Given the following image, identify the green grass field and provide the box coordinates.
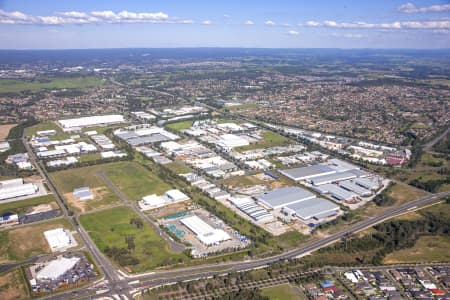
[236,131,292,152]
[261,284,302,300]
[384,235,450,264]
[165,120,193,131]
[0,77,104,94]
[0,194,58,215]
[164,160,192,174]
[79,206,189,272]
[102,161,171,200]
[25,121,70,139]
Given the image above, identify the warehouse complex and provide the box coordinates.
[140,189,190,210]
[279,159,384,205]
[0,178,39,201]
[256,187,316,210]
[58,114,125,131]
[255,186,341,223]
[114,124,179,146]
[36,256,81,280]
[180,215,231,246]
[44,228,75,252]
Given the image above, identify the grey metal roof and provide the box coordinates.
[327,158,359,172]
[256,186,316,209]
[339,180,372,196]
[280,164,335,180]
[354,177,380,190]
[310,171,357,186]
[127,134,170,146]
[285,197,339,220]
[312,184,356,201]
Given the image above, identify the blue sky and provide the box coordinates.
[0,0,449,49]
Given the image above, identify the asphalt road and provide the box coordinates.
[424,126,449,150]
[43,190,449,300]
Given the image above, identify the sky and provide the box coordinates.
[0,0,449,49]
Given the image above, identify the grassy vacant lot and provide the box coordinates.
[0,124,17,140]
[165,120,193,131]
[384,235,450,264]
[261,284,302,300]
[0,194,58,215]
[0,218,74,263]
[236,131,292,152]
[0,268,29,300]
[49,164,120,212]
[79,206,189,273]
[164,160,192,175]
[102,161,171,200]
[0,77,104,94]
[25,121,70,139]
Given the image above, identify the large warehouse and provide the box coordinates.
[283,197,340,221]
[0,178,39,201]
[44,228,74,252]
[256,186,316,209]
[279,165,336,182]
[58,114,125,131]
[36,256,80,280]
[180,215,231,246]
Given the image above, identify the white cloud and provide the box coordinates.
[0,9,192,25]
[398,2,450,13]
[244,20,254,25]
[201,20,213,25]
[287,30,299,35]
[223,14,231,18]
[264,20,276,26]
[303,19,450,29]
[332,33,366,38]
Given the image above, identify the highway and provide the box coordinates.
[42,189,449,300]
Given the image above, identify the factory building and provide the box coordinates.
[141,189,190,209]
[216,134,250,149]
[58,115,125,131]
[36,256,80,280]
[354,177,381,190]
[114,125,179,147]
[180,215,231,246]
[0,178,39,201]
[282,197,340,221]
[229,196,273,222]
[312,184,357,202]
[279,165,336,182]
[256,186,316,210]
[44,228,74,252]
[338,180,372,197]
[309,171,358,186]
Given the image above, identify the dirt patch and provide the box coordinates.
[0,124,17,141]
[65,186,108,213]
[148,201,193,219]
[25,203,55,215]
[0,269,29,300]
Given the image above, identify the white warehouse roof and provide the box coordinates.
[256,186,316,209]
[58,115,124,129]
[44,228,72,251]
[180,215,231,246]
[37,256,80,280]
[165,189,190,202]
[283,197,340,221]
[0,182,38,201]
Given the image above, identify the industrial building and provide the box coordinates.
[0,178,39,201]
[229,196,273,222]
[44,228,74,252]
[114,125,179,146]
[339,180,372,196]
[36,256,81,280]
[309,171,357,186]
[58,115,125,131]
[180,215,231,246]
[216,134,250,149]
[73,187,94,201]
[283,197,340,221]
[279,165,336,181]
[312,184,357,202]
[354,177,381,190]
[256,186,316,209]
[0,213,19,226]
[141,189,190,209]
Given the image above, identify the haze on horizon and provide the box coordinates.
[0,0,450,49]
